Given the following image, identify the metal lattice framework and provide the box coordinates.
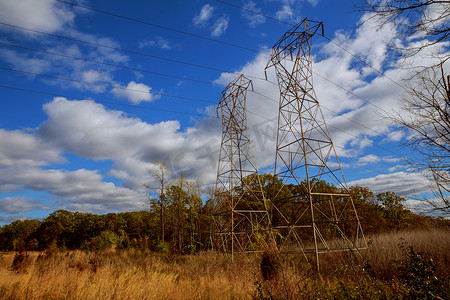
[211,75,271,258]
[265,19,367,269]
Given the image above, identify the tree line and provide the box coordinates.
[1,172,448,253]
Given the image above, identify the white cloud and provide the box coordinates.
[0,197,48,214]
[418,2,450,39]
[36,98,221,187]
[306,0,319,6]
[358,154,400,165]
[71,69,113,93]
[242,1,265,27]
[139,37,174,50]
[0,167,145,212]
[275,5,294,21]
[0,215,28,223]
[193,4,215,27]
[348,172,432,197]
[112,81,155,104]
[0,48,51,74]
[38,97,179,159]
[0,0,75,33]
[212,12,449,200]
[192,4,229,37]
[211,16,229,37]
[0,128,63,167]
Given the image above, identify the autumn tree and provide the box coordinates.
[145,161,173,244]
[376,191,407,227]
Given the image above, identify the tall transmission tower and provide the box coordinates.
[211,75,271,258]
[265,19,367,269]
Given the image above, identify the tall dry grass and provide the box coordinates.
[0,229,448,299]
[362,229,450,279]
[0,250,261,299]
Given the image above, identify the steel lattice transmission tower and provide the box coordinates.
[211,75,271,258]
[265,19,367,269]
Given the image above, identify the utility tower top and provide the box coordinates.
[266,18,323,70]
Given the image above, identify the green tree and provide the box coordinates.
[0,219,40,251]
[376,191,407,228]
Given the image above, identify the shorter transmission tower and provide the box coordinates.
[211,75,271,258]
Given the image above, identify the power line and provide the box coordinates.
[0,66,216,104]
[214,0,292,26]
[0,40,278,101]
[321,36,406,91]
[0,13,408,160]
[0,40,404,157]
[246,121,407,178]
[54,0,267,55]
[0,21,393,116]
[11,0,405,116]
[248,86,405,159]
[1,83,408,171]
[214,0,407,91]
[0,84,217,118]
[0,41,405,158]
[0,21,273,85]
[0,41,226,87]
[312,71,391,116]
[247,107,407,161]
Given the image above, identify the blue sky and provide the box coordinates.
[0,0,448,224]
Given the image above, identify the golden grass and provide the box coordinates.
[0,250,259,299]
[0,229,448,299]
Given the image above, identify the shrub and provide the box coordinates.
[10,241,30,273]
[395,246,449,299]
[260,250,279,281]
[87,231,120,251]
[155,241,169,254]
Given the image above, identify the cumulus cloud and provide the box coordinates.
[348,172,432,197]
[242,1,265,27]
[36,97,221,188]
[39,98,178,159]
[192,4,229,37]
[139,37,174,50]
[0,128,63,167]
[0,0,75,33]
[358,154,400,166]
[112,81,155,104]
[0,197,48,214]
[0,1,129,97]
[211,16,229,37]
[193,4,215,27]
[0,167,145,212]
[275,5,294,21]
[0,215,28,223]
[0,48,51,74]
[213,12,449,202]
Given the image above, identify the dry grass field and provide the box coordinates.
[0,229,448,299]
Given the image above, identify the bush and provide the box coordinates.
[260,250,279,281]
[87,231,119,251]
[10,241,30,273]
[396,246,449,299]
[155,241,169,254]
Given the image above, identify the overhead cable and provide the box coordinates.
[54,0,267,55]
